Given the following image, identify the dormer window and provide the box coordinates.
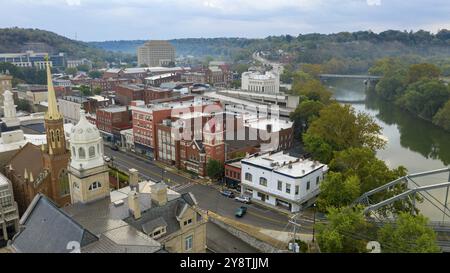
[184,218,193,226]
[150,226,167,239]
[88,181,102,191]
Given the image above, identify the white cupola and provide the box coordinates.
[69,110,104,170]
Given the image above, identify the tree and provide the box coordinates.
[206,159,224,181]
[290,99,324,133]
[397,79,450,120]
[316,206,371,253]
[78,85,92,96]
[317,172,360,211]
[377,213,440,253]
[16,99,31,112]
[292,78,332,104]
[88,70,103,79]
[433,100,450,131]
[93,87,102,95]
[304,103,386,154]
[408,63,441,84]
[76,64,90,72]
[65,67,78,77]
[302,133,333,163]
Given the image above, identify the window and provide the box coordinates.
[277,181,283,191]
[72,147,76,156]
[307,181,311,191]
[78,147,86,159]
[88,181,102,191]
[286,183,291,194]
[88,146,95,158]
[185,235,193,251]
[184,219,193,226]
[245,173,252,182]
[295,185,299,195]
[259,177,267,187]
[59,170,70,196]
[56,130,60,142]
[316,177,320,185]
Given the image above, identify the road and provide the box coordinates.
[104,146,316,232]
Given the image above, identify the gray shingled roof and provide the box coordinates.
[11,194,98,253]
[142,217,168,235]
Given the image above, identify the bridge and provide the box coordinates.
[319,74,382,80]
[354,167,450,252]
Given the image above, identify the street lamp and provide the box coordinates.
[312,203,317,243]
[161,169,167,183]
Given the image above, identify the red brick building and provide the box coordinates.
[143,87,172,104]
[96,106,132,144]
[114,84,144,106]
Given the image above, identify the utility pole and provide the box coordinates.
[312,203,317,243]
[288,213,301,253]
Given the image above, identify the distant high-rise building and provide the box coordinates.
[137,40,175,67]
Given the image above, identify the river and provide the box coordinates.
[327,78,450,222]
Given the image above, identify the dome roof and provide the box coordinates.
[70,110,101,143]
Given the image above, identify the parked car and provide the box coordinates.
[111,145,119,151]
[235,206,248,218]
[235,196,251,204]
[220,190,235,198]
[103,156,111,162]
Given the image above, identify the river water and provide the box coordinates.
[327,78,450,222]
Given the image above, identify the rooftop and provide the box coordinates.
[241,151,326,178]
[244,117,293,132]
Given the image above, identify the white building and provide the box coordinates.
[240,152,328,212]
[241,71,280,94]
[0,172,19,241]
[58,96,87,125]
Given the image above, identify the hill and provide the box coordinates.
[0,28,129,63]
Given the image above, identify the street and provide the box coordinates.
[104,146,315,233]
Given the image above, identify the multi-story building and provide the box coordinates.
[143,87,172,104]
[67,59,92,69]
[90,78,131,92]
[180,72,207,84]
[0,172,19,241]
[114,84,144,106]
[241,71,280,93]
[95,106,132,145]
[240,152,328,212]
[145,73,180,87]
[137,40,176,67]
[244,117,294,153]
[58,95,88,125]
[0,51,66,69]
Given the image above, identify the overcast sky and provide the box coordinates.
[2,0,450,41]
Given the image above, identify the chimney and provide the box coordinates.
[266,124,272,133]
[129,168,139,192]
[128,190,141,220]
[151,183,168,207]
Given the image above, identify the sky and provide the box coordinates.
[1,0,450,41]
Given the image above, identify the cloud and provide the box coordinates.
[1,0,449,40]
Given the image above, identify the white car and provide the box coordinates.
[235,196,251,204]
[103,156,111,162]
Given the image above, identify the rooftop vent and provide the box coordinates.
[113,199,124,207]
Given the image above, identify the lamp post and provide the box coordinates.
[161,169,167,183]
[312,203,317,243]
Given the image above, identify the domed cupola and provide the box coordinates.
[69,110,104,170]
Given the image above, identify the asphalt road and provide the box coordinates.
[104,146,314,233]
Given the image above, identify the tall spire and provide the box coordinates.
[44,56,61,120]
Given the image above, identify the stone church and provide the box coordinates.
[4,58,71,214]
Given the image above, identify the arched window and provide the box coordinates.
[78,147,86,159]
[59,169,70,196]
[56,130,60,142]
[88,146,95,158]
[72,147,76,157]
[259,177,267,187]
[51,130,55,142]
[88,181,102,191]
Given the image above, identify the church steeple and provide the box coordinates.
[44,56,61,121]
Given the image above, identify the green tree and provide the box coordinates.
[206,159,224,181]
[397,79,450,120]
[78,85,92,96]
[304,103,386,154]
[290,99,324,133]
[316,206,371,253]
[317,172,360,211]
[93,87,102,95]
[433,100,450,131]
[88,70,103,79]
[408,63,441,84]
[65,67,78,76]
[377,213,440,253]
[292,78,332,104]
[16,99,31,112]
[302,133,333,163]
[76,64,90,72]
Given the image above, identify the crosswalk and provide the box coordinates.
[170,182,194,192]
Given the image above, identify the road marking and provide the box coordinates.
[246,210,288,225]
[171,182,194,192]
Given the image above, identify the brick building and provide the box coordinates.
[143,87,172,104]
[96,106,132,144]
[114,84,144,106]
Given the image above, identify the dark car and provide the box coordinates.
[111,145,119,151]
[220,190,235,198]
[235,206,248,217]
